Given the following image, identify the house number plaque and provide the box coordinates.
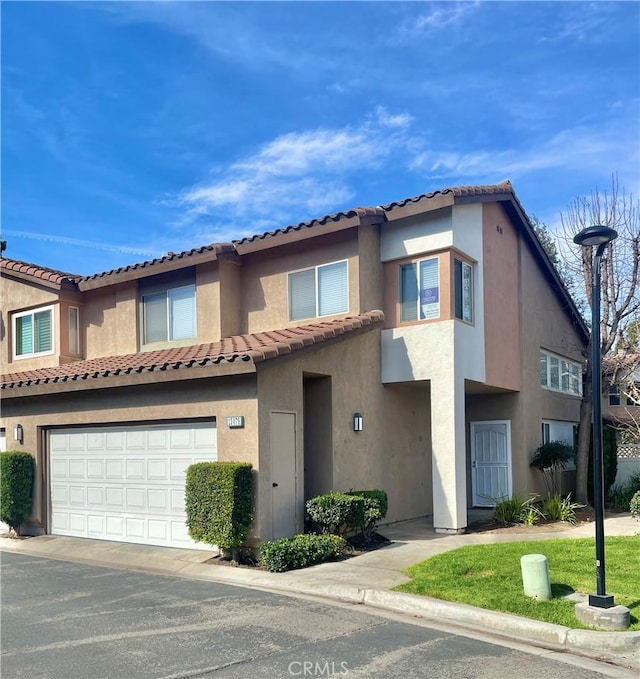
[227,416,245,429]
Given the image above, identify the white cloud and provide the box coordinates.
[4,229,159,258]
[401,1,481,35]
[175,111,414,231]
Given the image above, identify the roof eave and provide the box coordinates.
[78,245,238,291]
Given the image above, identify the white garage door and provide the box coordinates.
[49,422,217,550]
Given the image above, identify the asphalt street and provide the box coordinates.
[1,552,634,679]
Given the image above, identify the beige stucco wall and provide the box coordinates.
[84,282,138,359]
[0,374,258,536]
[0,275,83,373]
[241,230,361,334]
[256,329,432,540]
[482,203,521,391]
[466,222,585,500]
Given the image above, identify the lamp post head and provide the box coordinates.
[573,225,618,247]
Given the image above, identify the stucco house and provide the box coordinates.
[0,181,588,549]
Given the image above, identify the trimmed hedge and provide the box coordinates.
[261,533,346,572]
[305,492,365,535]
[0,451,34,532]
[185,462,254,556]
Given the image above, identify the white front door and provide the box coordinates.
[49,422,217,549]
[270,411,297,539]
[470,420,512,507]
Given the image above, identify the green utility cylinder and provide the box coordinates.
[520,553,552,601]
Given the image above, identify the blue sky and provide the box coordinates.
[2,1,639,275]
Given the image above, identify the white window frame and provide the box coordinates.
[69,306,80,355]
[288,259,349,322]
[12,305,55,360]
[539,349,582,396]
[399,256,440,322]
[541,419,578,470]
[141,283,197,345]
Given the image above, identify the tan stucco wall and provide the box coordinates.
[0,275,83,373]
[466,223,585,500]
[84,282,138,359]
[357,224,384,313]
[0,375,258,536]
[482,203,521,391]
[256,329,432,540]
[241,230,360,334]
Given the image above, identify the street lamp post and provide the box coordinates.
[573,224,618,609]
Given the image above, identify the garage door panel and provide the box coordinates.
[87,460,104,478]
[106,460,124,479]
[87,432,105,450]
[49,423,217,550]
[147,460,168,480]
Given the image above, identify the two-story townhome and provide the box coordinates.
[0,181,588,549]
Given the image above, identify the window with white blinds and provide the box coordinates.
[289,260,348,321]
[454,259,473,323]
[142,284,196,344]
[400,257,439,322]
[13,306,54,359]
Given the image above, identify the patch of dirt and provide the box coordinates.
[466,506,600,534]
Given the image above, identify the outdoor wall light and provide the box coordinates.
[353,412,363,432]
[13,424,23,444]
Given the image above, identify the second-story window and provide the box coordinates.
[400,257,439,322]
[142,284,196,344]
[13,306,54,359]
[454,259,473,323]
[289,260,348,321]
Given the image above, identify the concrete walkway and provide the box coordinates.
[2,515,639,670]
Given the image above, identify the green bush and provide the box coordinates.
[346,489,388,538]
[530,441,575,495]
[587,424,618,506]
[261,533,346,572]
[185,462,254,559]
[306,492,365,535]
[607,471,640,511]
[492,494,538,525]
[630,491,640,520]
[0,451,34,533]
[541,493,582,524]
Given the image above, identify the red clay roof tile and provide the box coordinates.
[1,311,384,389]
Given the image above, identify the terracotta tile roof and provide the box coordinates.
[233,206,385,248]
[379,180,514,211]
[78,243,236,287]
[1,311,384,390]
[0,258,81,286]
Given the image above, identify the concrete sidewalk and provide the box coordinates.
[1,515,639,670]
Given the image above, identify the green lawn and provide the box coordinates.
[395,536,640,630]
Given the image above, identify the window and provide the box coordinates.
[454,259,473,323]
[13,306,54,359]
[289,260,348,321]
[539,349,582,396]
[142,284,196,344]
[69,307,79,355]
[400,258,439,322]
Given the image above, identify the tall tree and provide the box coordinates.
[556,175,640,504]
